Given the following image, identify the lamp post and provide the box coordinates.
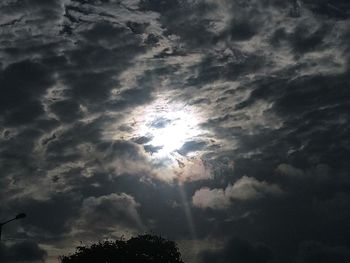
[0,213,26,241]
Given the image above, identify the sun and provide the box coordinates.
[133,97,203,159]
[103,95,213,181]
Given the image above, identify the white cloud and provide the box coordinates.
[192,176,283,209]
[192,187,229,210]
[226,175,283,200]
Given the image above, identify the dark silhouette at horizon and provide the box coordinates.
[60,234,184,263]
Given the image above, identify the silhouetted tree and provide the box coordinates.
[60,234,184,263]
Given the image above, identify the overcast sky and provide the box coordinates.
[1,0,350,262]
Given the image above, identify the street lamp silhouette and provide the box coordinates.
[0,213,26,241]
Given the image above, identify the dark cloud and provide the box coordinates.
[63,70,118,103]
[140,0,218,47]
[229,20,257,41]
[77,193,143,234]
[11,194,80,237]
[302,0,350,19]
[178,140,207,156]
[0,60,53,125]
[296,241,350,263]
[96,140,149,166]
[270,23,330,54]
[1,0,350,262]
[290,24,329,54]
[0,241,47,263]
[198,237,273,263]
[49,100,83,123]
[139,0,181,13]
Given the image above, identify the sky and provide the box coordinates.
[0,0,350,262]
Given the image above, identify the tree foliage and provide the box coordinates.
[60,234,184,263]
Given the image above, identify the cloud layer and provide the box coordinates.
[1,0,350,262]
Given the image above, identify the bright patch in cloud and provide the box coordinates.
[135,97,204,159]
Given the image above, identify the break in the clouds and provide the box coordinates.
[1,0,350,262]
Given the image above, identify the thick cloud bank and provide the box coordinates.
[1,0,350,262]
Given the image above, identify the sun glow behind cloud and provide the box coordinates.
[135,97,204,159]
[103,95,214,181]
[132,97,214,183]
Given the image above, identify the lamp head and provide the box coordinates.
[15,213,26,220]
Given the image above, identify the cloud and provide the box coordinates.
[1,0,350,262]
[0,60,54,125]
[192,187,229,210]
[2,193,79,241]
[198,237,273,263]
[192,176,283,209]
[177,140,207,156]
[302,0,350,19]
[276,163,331,184]
[276,163,304,177]
[0,241,47,263]
[296,241,350,263]
[76,193,144,237]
